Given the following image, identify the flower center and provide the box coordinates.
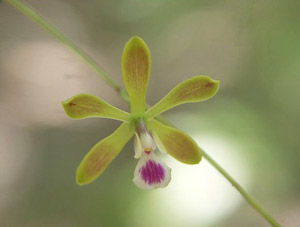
[135,118,156,153]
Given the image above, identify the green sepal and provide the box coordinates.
[148,119,202,164]
[122,36,151,115]
[145,76,219,119]
[62,93,130,122]
[76,123,134,185]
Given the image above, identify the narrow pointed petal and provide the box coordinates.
[76,123,134,185]
[148,119,202,164]
[145,76,219,119]
[122,36,151,114]
[62,94,130,122]
[133,151,171,190]
[134,134,142,159]
[152,131,167,154]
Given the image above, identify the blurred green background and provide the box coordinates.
[1,1,300,226]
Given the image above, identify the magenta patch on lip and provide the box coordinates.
[140,160,165,185]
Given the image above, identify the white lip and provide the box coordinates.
[130,134,252,226]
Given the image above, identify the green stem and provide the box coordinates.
[201,151,280,226]
[6,0,280,226]
[6,0,130,103]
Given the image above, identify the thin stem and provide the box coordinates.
[201,151,280,226]
[6,0,130,103]
[6,0,280,226]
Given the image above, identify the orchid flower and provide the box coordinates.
[62,36,219,190]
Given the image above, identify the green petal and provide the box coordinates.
[145,76,219,119]
[148,119,201,164]
[62,94,130,122]
[76,123,134,185]
[122,36,151,114]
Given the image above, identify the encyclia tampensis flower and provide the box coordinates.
[62,36,219,190]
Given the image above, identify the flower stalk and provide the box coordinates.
[5,0,281,226]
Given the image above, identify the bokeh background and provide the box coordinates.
[1,1,300,226]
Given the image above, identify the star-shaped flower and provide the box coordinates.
[62,36,219,190]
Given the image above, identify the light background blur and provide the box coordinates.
[1,1,300,226]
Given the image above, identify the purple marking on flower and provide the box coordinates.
[140,160,165,185]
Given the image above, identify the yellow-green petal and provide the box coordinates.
[62,93,130,122]
[122,36,151,114]
[145,76,219,119]
[148,119,201,164]
[76,123,134,185]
